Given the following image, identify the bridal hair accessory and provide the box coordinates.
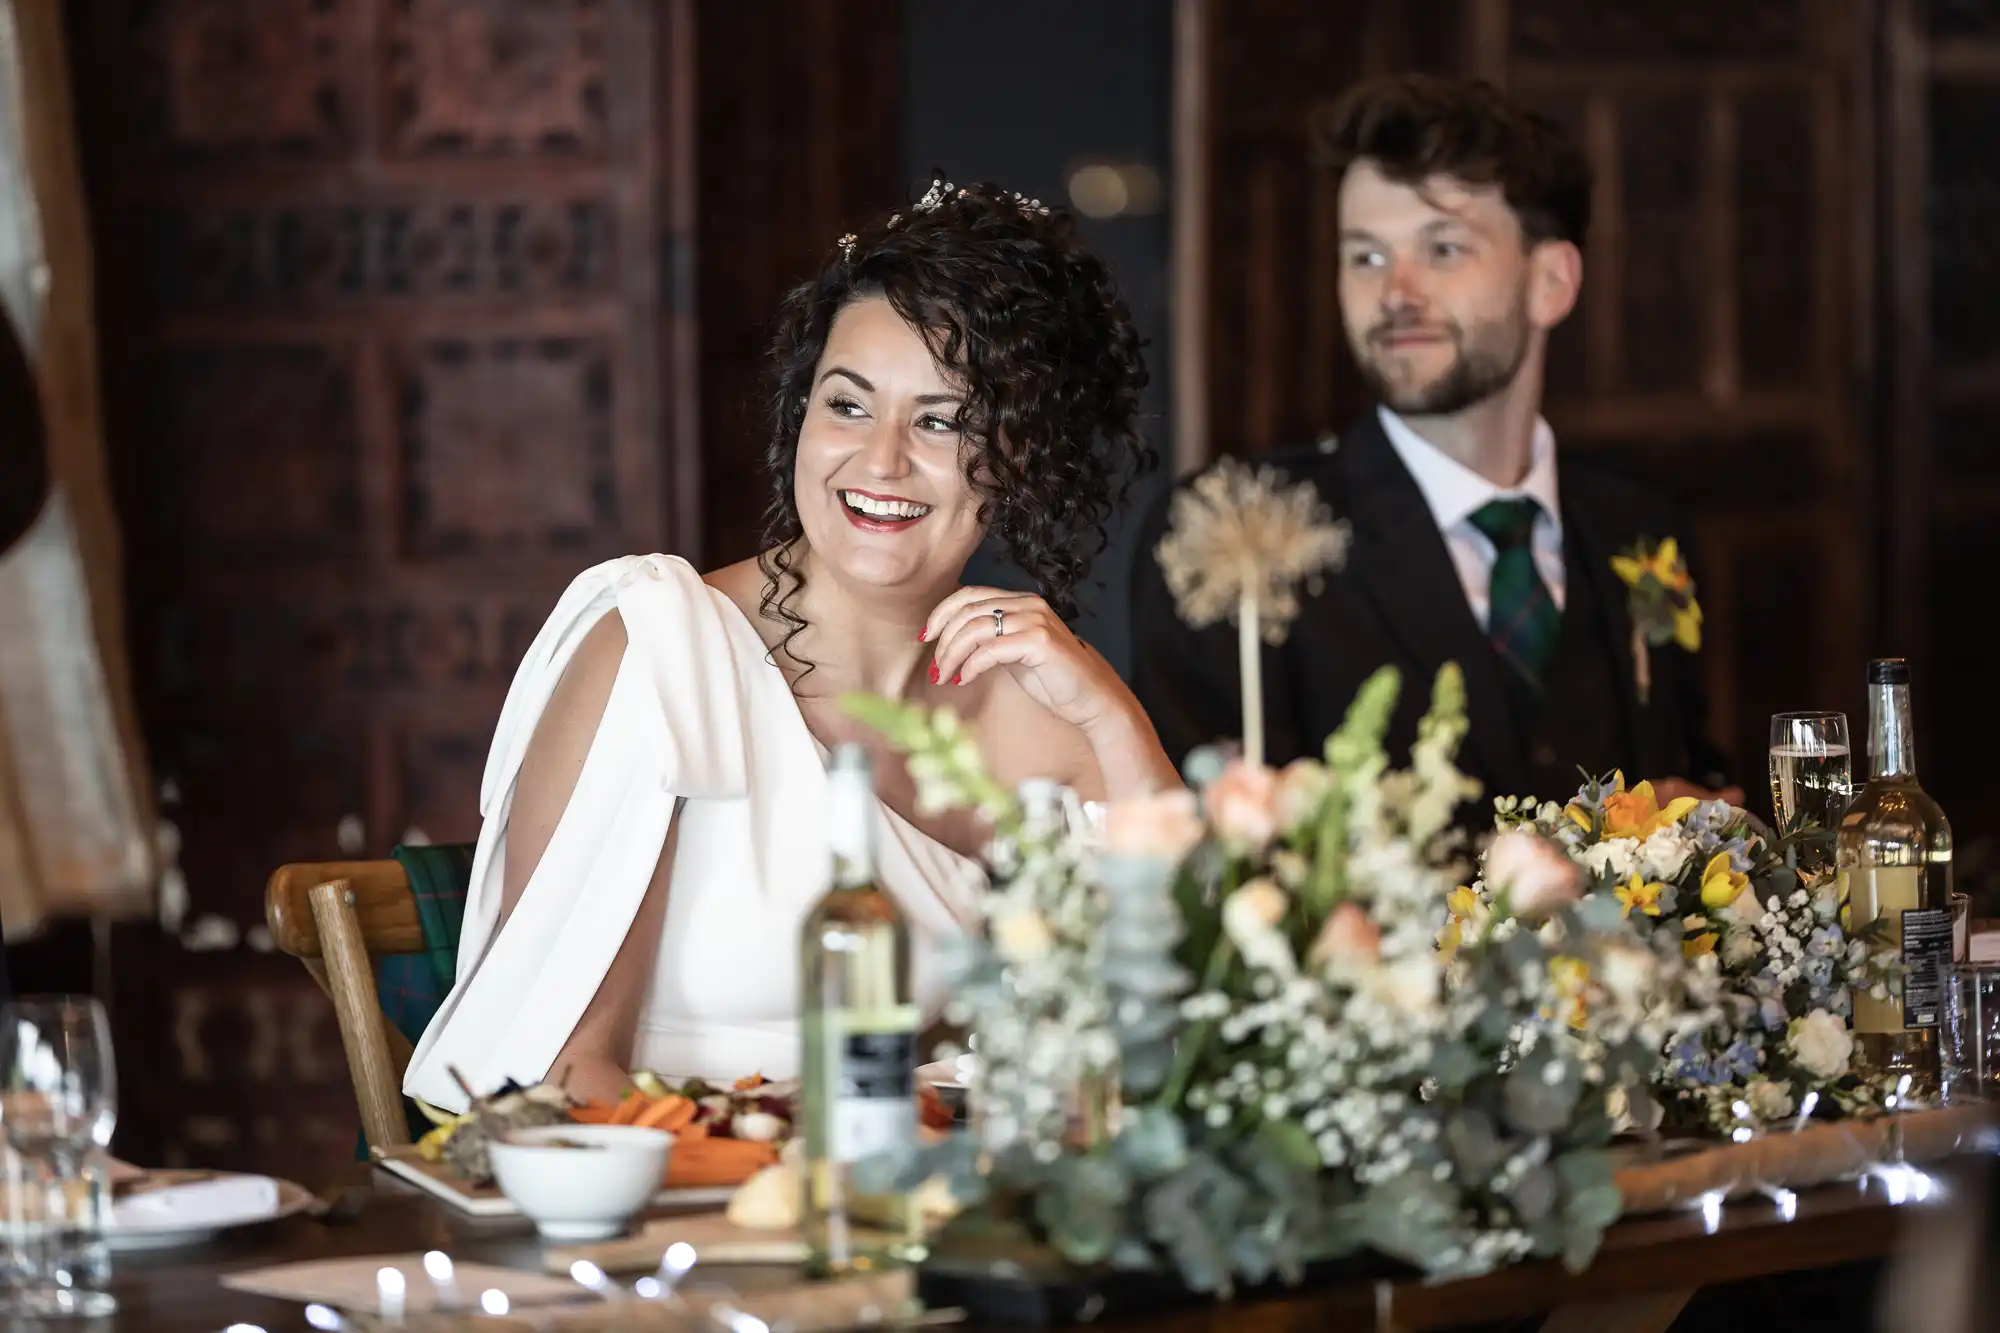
[836,179,1052,260]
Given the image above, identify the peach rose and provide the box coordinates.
[1102,788,1204,864]
[1485,830,1583,919]
[1204,759,1281,854]
[1274,759,1332,833]
[1222,878,1295,973]
[1308,901,1381,968]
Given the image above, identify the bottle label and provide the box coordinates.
[831,1026,915,1164]
[1899,906,1952,1030]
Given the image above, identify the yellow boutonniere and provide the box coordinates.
[1612,536,1702,704]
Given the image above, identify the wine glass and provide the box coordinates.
[1769,712,1853,873]
[0,995,119,1318]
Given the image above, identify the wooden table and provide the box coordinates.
[95,1166,1926,1333]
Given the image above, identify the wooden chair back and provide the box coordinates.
[265,859,426,1153]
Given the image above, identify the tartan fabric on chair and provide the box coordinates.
[372,841,473,1148]
[377,842,474,1047]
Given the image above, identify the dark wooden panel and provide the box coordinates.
[1903,11,2000,913]
[1927,80,2000,372]
[1736,85,1818,391]
[1512,0,1808,61]
[693,0,905,566]
[67,0,685,1177]
[1617,91,1706,395]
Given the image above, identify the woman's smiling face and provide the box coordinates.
[792,295,988,593]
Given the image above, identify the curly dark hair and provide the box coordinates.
[1316,74,1592,248]
[758,178,1153,674]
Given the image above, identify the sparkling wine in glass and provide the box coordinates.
[1769,712,1854,868]
[0,995,119,1318]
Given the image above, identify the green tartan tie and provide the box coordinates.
[1469,497,1560,692]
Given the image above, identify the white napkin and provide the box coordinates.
[112,1175,280,1229]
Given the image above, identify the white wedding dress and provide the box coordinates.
[402,554,986,1112]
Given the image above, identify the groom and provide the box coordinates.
[1131,73,1737,817]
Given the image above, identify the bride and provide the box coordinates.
[405,181,1179,1110]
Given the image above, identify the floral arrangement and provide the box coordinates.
[847,670,1709,1293]
[1610,537,1701,703]
[1464,773,1899,1133]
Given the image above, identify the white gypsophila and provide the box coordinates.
[963,823,1121,1163]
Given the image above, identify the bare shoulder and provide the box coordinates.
[702,555,782,653]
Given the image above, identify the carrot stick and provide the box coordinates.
[608,1091,650,1126]
[632,1095,695,1133]
[664,1137,780,1188]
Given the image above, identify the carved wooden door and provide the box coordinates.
[68,0,690,1173]
[1180,0,1874,815]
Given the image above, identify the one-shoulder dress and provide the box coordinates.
[403,555,985,1111]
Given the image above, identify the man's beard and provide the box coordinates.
[1354,302,1530,416]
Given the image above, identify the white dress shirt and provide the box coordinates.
[1377,406,1566,631]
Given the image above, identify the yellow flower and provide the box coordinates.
[1672,597,1702,653]
[1612,537,1692,593]
[1438,886,1483,961]
[1613,539,1702,653]
[1698,851,1751,911]
[1615,873,1666,917]
[1682,931,1718,960]
[1547,955,1592,1030]
[1577,772,1699,840]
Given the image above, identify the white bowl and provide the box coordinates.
[486,1124,673,1242]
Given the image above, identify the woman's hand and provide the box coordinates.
[923,586,1180,800]
[923,587,1124,732]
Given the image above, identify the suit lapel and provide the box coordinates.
[1335,412,1529,795]
[1558,479,1653,772]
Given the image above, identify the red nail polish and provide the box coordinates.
[952,673,963,686]
[928,663,940,685]
[918,629,928,642]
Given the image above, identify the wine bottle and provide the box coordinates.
[800,744,922,1277]
[1838,659,1957,1098]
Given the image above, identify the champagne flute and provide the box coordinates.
[0,995,119,1318]
[1769,712,1853,871]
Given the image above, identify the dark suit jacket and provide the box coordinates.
[1130,408,1732,821]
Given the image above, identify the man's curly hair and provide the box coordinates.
[759,179,1153,673]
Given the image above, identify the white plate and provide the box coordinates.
[105,1170,314,1251]
[376,1154,734,1218]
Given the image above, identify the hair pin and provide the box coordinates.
[831,180,1051,257]
[913,178,955,213]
